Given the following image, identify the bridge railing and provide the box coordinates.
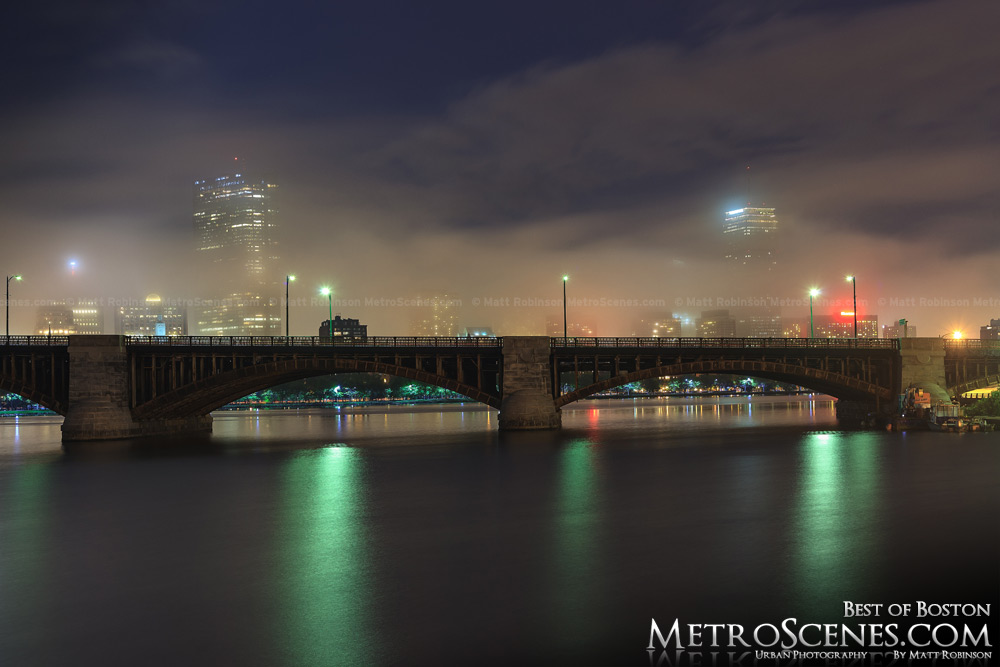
[125,335,504,348]
[944,339,1000,353]
[2,335,70,346]
[550,336,900,350]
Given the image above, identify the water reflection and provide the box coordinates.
[548,438,603,652]
[0,464,53,642]
[278,446,373,665]
[563,396,837,433]
[792,432,880,618]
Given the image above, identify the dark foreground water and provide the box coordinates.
[0,397,997,666]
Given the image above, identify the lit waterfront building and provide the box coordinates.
[35,304,73,335]
[70,301,103,334]
[724,205,778,268]
[320,315,368,340]
[884,320,916,339]
[632,314,682,338]
[34,300,104,335]
[814,314,878,339]
[194,172,281,335]
[733,307,782,338]
[978,319,999,340]
[411,294,460,336]
[783,320,806,338]
[696,309,737,337]
[117,294,187,336]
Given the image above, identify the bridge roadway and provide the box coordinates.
[1,334,997,441]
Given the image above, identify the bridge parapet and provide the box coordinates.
[3,335,70,346]
[551,336,899,349]
[126,335,503,348]
[944,339,1000,354]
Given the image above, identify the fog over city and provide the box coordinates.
[2,0,998,338]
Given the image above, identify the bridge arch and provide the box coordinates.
[554,360,892,408]
[132,358,501,420]
[948,375,1000,398]
[0,378,66,415]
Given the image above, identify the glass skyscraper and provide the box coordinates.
[723,205,778,269]
[193,172,281,335]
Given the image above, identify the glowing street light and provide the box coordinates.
[562,275,569,341]
[809,288,821,338]
[285,275,296,338]
[320,287,333,341]
[6,274,22,343]
[846,275,857,338]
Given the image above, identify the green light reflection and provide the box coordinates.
[547,438,602,649]
[278,446,372,666]
[792,432,879,618]
[0,464,53,635]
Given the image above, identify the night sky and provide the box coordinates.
[2,0,998,336]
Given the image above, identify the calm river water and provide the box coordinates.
[0,396,997,666]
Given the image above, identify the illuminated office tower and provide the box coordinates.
[724,205,778,269]
[193,172,281,335]
[117,294,187,336]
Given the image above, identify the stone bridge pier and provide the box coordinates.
[899,337,950,402]
[61,336,211,441]
[498,336,561,430]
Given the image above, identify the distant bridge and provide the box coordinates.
[1,334,993,441]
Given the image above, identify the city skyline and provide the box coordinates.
[1,1,997,340]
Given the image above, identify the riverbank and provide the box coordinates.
[219,389,814,410]
[0,390,817,418]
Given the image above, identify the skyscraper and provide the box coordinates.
[194,172,281,335]
[723,205,778,269]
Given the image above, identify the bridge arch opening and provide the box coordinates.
[133,358,501,420]
[224,372,484,408]
[554,361,891,409]
[558,372,810,398]
[0,385,65,415]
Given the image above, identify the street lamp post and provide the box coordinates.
[562,276,568,341]
[285,275,296,338]
[320,287,333,342]
[846,275,857,338]
[6,274,22,343]
[809,288,820,338]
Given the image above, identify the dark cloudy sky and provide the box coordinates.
[1,0,998,336]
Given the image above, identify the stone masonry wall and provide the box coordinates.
[61,336,211,441]
[498,336,560,430]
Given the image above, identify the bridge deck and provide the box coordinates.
[4,334,911,350]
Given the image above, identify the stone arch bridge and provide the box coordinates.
[1,334,995,441]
